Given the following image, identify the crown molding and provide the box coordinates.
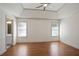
[23,8,57,12]
[16,17,61,20]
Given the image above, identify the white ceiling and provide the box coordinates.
[0,3,23,17]
[0,3,64,17]
[22,3,64,11]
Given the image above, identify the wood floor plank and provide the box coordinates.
[2,42,79,56]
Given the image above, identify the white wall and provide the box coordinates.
[0,6,17,55]
[0,9,6,55]
[58,3,79,19]
[59,4,79,49]
[16,19,60,43]
[16,9,59,43]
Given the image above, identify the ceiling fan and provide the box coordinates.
[36,3,50,11]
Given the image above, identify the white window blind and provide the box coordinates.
[18,22,27,37]
[52,21,60,37]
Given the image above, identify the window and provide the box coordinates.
[52,24,59,36]
[18,22,27,37]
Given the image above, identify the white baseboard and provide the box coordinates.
[0,49,7,55]
[61,40,79,49]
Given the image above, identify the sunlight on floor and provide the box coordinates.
[50,43,59,56]
[16,45,28,56]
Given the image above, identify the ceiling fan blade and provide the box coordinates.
[36,5,43,8]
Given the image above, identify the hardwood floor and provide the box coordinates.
[2,42,79,56]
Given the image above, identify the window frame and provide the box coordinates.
[51,22,60,37]
[17,21,27,37]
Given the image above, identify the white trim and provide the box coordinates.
[24,8,57,12]
[16,17,61,20]
[0,49,7,55]
[61,40,79,49]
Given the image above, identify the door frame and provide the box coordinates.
[5,19,13,48]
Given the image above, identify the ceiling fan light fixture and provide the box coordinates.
[43,4,47,7]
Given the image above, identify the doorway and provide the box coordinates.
[6,20,13,48]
